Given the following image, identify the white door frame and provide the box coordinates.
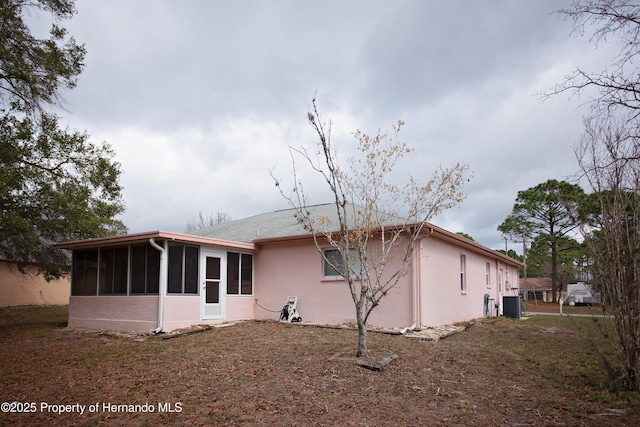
[201,250,226,320]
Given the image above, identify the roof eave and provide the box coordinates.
[254,222,524,268]
[427,224,525,268]
[54,230,255,251]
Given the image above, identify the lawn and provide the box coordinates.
[0,305,638,426]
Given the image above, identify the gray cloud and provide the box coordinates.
[51,0,613,251]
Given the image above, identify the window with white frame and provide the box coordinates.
[460,254,466,292]
[485,262,491,288]
[323,248,361,278]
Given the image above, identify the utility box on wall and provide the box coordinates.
[503,296,522,319]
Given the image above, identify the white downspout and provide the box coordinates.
[149,238,166,334]
[414,237,422,329]
[402,235,423,335]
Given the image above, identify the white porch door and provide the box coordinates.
[201,251,225,320]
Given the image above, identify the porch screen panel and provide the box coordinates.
[167,244,183,293]
[99,247,128,295]
[227,252,240,294]
[130,244,146,294]
[85,250,98,295]
[241,254,253,294]
[72,251,86,295]
[146,246,160,294]
[168,243,199,294]
[72,249,98,295]
[184,246,199,294]
[99,249,114,294]
[113,246,128,294]
[130,244,160,294]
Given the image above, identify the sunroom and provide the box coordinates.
[55,231,255,333]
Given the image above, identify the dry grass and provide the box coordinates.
[0,305,638,426]
[523,300,606,315]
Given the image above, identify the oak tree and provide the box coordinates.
[1,0,125,279]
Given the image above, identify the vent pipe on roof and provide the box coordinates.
[149,238,166,334]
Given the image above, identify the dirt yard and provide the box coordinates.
[1,305,638,426]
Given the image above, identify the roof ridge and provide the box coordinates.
[272,202,333,213]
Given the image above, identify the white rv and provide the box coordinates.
[566,282,601,306]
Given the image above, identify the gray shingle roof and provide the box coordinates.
[190,203,411,243]
[190,204,340,243]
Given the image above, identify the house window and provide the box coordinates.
[460,254,466,292]
[485,262,491,288]
[323,248,361,278]
[72,249,98,295]
[99,246,129,295]
[130,244,160,294]
[527,290,544,301]
[227,252,253,295]
[167,243,199,294]
[499,269,504,293]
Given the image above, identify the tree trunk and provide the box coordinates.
[551,240,558,303]
[355,301,368,357]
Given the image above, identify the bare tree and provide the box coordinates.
[543,0,640,390]
[185,211,233,233]
[576,117,640,390]
[272,99,470,357]
[546,1,640,129]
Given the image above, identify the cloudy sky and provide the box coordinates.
[48,0,616,252]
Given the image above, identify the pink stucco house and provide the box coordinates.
[55,204,523,333]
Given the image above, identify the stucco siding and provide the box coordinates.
[163,295,200,327]
[254,240,413,329]
[68,295,158,332]
[420,237,494,327]
[162,295,219,331]
[0,260,70,307]
[68,294,253,333]
[226,296,254,321]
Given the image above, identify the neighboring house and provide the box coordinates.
[519,277,567,303]
[0,259,70,307]
[54,204,524,333]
